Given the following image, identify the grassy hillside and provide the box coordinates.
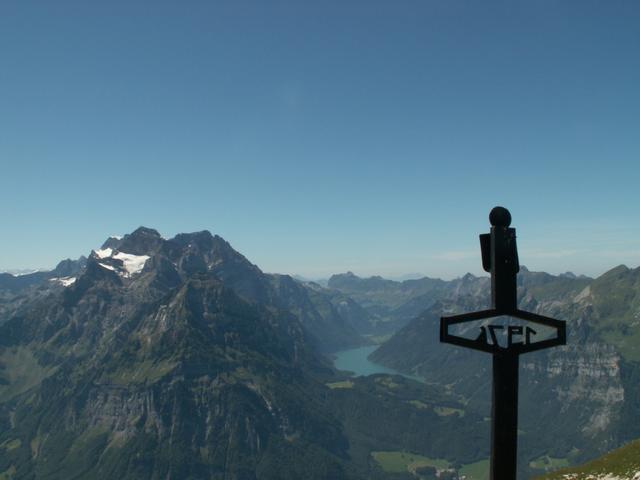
[535,438,640,479]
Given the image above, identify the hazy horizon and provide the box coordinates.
[2,224,635,282]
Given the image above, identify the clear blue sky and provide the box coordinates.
[1,1,639,279]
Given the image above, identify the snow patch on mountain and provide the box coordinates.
[113,252,150,276]
[92,247,150,278]
[95,248,113,259]
[49,277,77,287]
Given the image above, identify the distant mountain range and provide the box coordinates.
[3,228,640,479]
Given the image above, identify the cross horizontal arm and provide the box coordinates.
[440,308,566,355]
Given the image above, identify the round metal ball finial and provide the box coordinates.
[489,206,512,227]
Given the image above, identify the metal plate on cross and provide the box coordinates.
[440,309,566,355]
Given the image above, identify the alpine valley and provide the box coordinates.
[330,267,640,478]
[1,227,639,479]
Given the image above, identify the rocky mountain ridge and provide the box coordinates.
[1,228,363,353]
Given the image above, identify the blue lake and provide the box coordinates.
[333,345,424,382]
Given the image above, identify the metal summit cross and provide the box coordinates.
[440,207,566,480]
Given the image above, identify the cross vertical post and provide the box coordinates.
[485,207,520,480]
